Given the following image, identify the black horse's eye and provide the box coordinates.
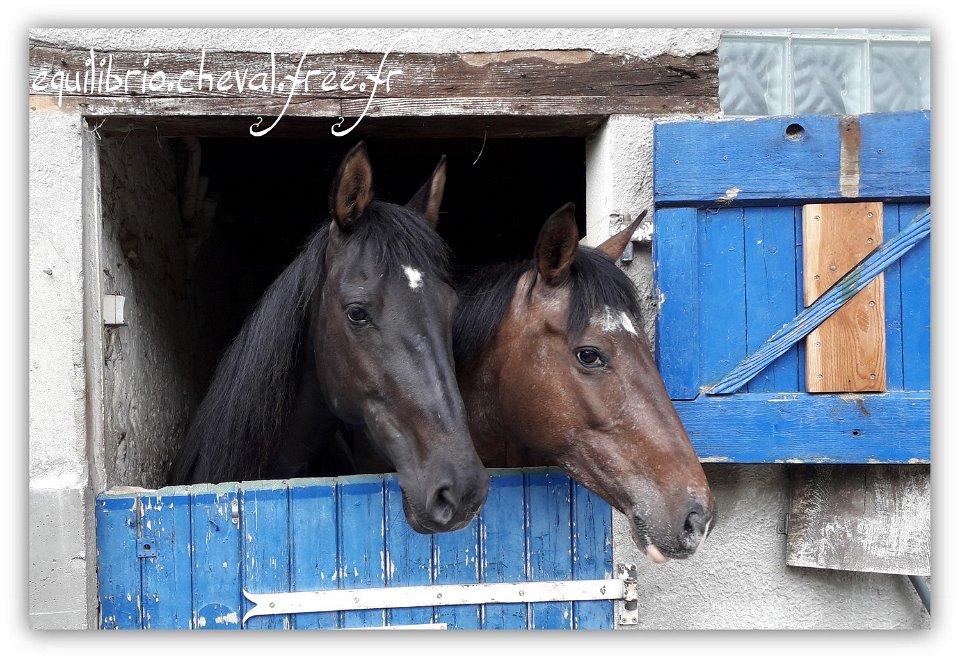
[575,347,605,368]
[345,305,370,326]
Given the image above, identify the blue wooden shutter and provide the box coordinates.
[652,111,929,463]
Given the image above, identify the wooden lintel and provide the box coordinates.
[28,43,719,119]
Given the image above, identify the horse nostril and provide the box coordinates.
[426,484,458,528]
[683,502,710,539]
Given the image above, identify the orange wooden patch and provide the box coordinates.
[802,202,886,393]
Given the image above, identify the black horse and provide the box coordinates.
[167,142,489,534]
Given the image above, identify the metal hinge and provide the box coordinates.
[616,563,639,625]
[242,563,639,625]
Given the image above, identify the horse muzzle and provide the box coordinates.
[630,496,718,563]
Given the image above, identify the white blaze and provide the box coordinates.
[403,266,424,290]
[594,306,638,335]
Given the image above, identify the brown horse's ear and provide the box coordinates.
[535,202,580,286]
[595,210,647,262]
[406,155,447,228]
[330,142,374,231]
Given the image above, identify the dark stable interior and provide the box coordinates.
[194,136,587,387]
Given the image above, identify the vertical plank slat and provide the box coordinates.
[480,470,528,629]
[794,206,807,387]
[883,204,905,390]
[527,470,573,630]
[434,512,482,629]
[699,207,747,389]
[571,482,614,629]
[803,202,886,392]
[240,481,291,630]
[338,475,387,628]
[385,475,434,626]
[289,479,339,629]
[899,202,931,390]
[744,207,800,392]
[653,207,701,399]
[96,494,142,629]
[189,484,242,629]
[139,490,193,629]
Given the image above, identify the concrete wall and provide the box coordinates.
[98,136,202,489]
[27,27,929,630]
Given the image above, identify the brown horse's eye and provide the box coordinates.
[575,347,605,368]
[345,304,371,326]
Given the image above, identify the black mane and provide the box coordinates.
[453,246,644,368]
[167,201,449,485]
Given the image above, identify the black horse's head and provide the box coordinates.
[311,143,488,533]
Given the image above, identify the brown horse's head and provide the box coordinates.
[454,203,715,561]
[312,143,488,533]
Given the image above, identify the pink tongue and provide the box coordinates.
[646,544,670,564]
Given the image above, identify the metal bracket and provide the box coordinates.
[242,572,636,625]
[137,537,158,558]
[616,563,639,625]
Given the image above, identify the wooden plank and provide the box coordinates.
[479,471,528,629]
[898,203,931,390]
[29,44,717,108]
[674,391,929,463]
[527,471,573,630]
[653,207,701,399]
[786,465,930,575]
[240,481,290,629]
[859,112,931,199]
[337,476,387,628]
[139,489,193,629]
[384,475,435,627]
[571,482,614,630]
[803,202,886,392]
[653,112,930,205]
[95,494,142,629]
[883,205,905,390]
[189,484,242,629]
[699,207,747,389]
[744,207,800,392]
[433,515,482,629]
[289,479,339,629]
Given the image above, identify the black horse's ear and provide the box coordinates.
[535,202,580,287]
[406,155,447,228]
[330,142,374,231]
[595,210,646,262]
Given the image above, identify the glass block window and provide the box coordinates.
[720,29,930,116]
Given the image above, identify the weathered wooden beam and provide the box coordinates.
[28,43,719,118]
[786,465,930,575]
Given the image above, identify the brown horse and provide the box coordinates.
[453,203,716,562]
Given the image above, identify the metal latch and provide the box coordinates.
[616,563,639,625]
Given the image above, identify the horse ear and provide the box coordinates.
[330,142,374,231]
[406,155,447,228]
[595,210,647,262]
[534,202,580,286]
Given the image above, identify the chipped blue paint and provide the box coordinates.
[95,470,614,630]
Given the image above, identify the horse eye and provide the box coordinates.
[346,305,370,325]
[575,348,605,368]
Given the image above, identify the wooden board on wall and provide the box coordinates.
[786,465,930,575]
[803,202,886,392]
